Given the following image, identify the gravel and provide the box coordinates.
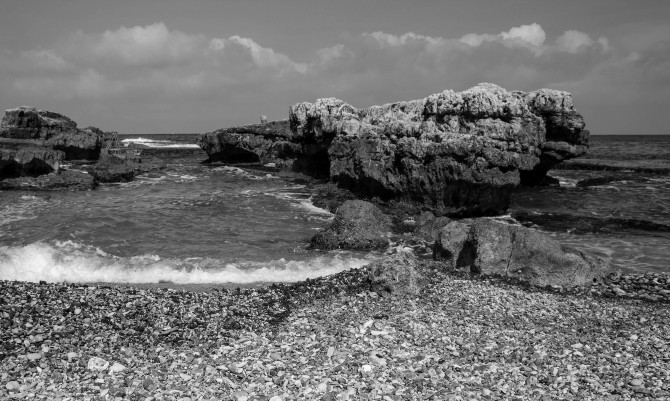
[1,265,669,400]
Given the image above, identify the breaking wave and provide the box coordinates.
[0,241,376,284]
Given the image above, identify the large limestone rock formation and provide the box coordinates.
[433,219,607,287]
[198,83,589,216]
[1,106,105,160]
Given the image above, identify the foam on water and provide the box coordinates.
[121,137,200,149]
[0,241,376,284]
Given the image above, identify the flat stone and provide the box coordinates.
[87,356,110,371]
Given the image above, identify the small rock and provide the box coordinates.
[26,352,42,361]
[369,352,387,366]
[359,364,373,374]
[142,378,155,391]
[269,396,282,401]
[66,352,78,361]
[179,373,192,381]
[109,362,125,374]
[629,379,643,387]
[87,356,110,371]
[612,287,627,296]
[5,381,20,391]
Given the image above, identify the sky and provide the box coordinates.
[0,0,669,134]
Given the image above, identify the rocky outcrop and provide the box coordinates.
[0,147,64,179]
[0,170,97,191]
[199,83,589,216]
[1,106,105,160]
[433,219,607,287]
[310,200,390,250]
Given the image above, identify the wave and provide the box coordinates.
[0,241,375,284]
[121,137,200,149]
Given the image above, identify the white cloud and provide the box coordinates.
[501,23,546,48]
[0,22,667,135]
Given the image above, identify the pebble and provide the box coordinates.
[66,352,78,361]
[5,381,20,391]
[612,287,627,296]
[109,362,126,373]
[87,356,110,371]
[26,353,42,361]
[369,351,387,366]
[629,379,644,387]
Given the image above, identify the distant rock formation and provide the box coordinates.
[433,219,607,287]
[198,83,589,216]
[1,106,105,160]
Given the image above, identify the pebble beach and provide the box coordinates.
[2,265,669,401]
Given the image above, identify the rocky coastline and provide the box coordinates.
[2,88,670,399]
[0,106,165,190]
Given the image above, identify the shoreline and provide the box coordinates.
[2,266,669,399]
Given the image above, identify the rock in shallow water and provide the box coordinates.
[434,219,607,287]
[199,83,589,216]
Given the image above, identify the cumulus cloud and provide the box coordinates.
[0,22,667,134]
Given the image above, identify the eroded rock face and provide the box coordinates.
[0,147,64,178]
[1,106,105,160]
[198,83,589,216]
[434,219,607,287]
[311,200,390,251]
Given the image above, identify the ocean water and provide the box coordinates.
[0,134,378,284]
[1,134,668,284]
[510,135,670,274]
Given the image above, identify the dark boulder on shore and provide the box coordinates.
[311,200,390,251]
[199,83,589,216]
[434,219,607,287]
[367,252,422,296]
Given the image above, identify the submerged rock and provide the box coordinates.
[434,219,607,287]
[199,83,589,216]
[311,200,390,250]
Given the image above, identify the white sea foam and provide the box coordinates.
[0,242,376,284]
[121,137,199,149]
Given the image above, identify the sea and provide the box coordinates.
[0,134,668,284]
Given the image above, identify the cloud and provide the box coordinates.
[0,22,667,134]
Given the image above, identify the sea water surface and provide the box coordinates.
[0,134,376,284]
[0,134,668,284]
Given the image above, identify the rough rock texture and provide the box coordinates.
[199,83,589,216]
[412,211,453,242]
[0,147,64,178]
[0,170,97,190]
[196,120,330,177]
[367,252,422,296]
[434,219,607,287]
[0,106,105,160]
[310,200,390,250]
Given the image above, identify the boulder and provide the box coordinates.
[0,106,105,160]
[434,219,607,287]
[413,211,453,242]
[198,83,589,216]
[367,252,422,296]
[310,200,390,250]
